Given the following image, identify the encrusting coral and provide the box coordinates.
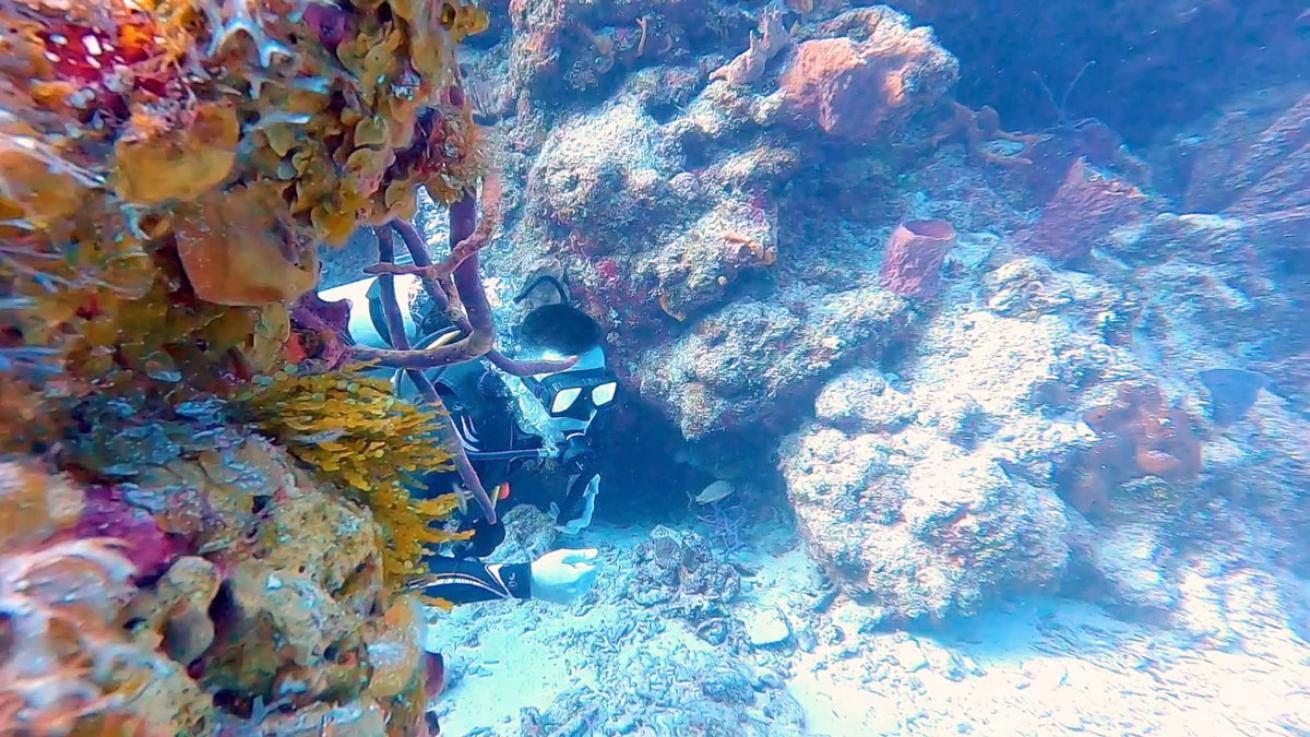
[0,0,499,734]
[1069,383,1203,514]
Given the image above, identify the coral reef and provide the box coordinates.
[0,533,214,736]
[0,0,505,734]
[0,428,441,736]
[316,0,1310,651]
[634,286,910,438]
[233,370,470,581]
[930,101,1048,167]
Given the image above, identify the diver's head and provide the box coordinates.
[515,300,617,434]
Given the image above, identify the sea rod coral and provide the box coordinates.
[0,0,510,734]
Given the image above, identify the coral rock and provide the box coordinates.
[174,183,320,307]
[634,285,909,439]
[113,102,240,205]
[710,8,790,86]
[0,460,83,551]
[781,427,1071,622]
[73,486,186,579]
[879,219,957,298]
[1174,88,1310,251]
[0,537,213,735]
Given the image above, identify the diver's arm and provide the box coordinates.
[423,555,532,604]
[423,550,600,605]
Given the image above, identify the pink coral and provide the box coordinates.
[776,7,956,141]
[879,220,957,298]
[71,486,185,579]
[1021,157,1147,263]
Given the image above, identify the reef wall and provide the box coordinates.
[0,0,502,733]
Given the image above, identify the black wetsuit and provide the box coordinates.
[423,555,532,604]
[410,361,597,604]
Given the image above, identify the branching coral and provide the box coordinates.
[372,223,498,526]
[1069,384,1203,514]
[931,101,1049,167]
[353,190,500,371]
[384,217,576,377]
[233,369,471,581]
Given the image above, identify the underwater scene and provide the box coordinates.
[1,0,1308,735]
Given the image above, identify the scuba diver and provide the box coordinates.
[322,273,618,605]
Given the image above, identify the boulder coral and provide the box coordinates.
[779,304,1108,621]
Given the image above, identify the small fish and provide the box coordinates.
[1199,368,1266,426]
[694,479,736,505]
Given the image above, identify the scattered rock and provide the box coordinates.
[743,606,792,647]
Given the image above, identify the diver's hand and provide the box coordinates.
[550,474,600,535]
[530,548,599,604]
